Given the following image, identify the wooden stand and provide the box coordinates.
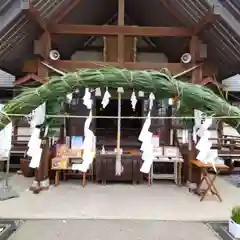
[54,169,87,187]
[148,157,183,186]
[191,160,229,202]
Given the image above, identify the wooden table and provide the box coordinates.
[191,160,229,202]
[53,168,87,187]
[52,155,94,187]
[148,157,183,186]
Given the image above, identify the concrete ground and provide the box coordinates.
[9,220,220,240]
[0,174,239,221]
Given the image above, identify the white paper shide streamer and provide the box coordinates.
[149,93,155,111]
[66,93,73,103]
[27,103,46,129]
[72,89,96,172]
[95,87,101,97]
[139,93,155,173]
[195,112,217,171]
[0,104,12,159]
[28,128,42,168]
[101,87,111,108]
[82,88,92,109]
[27,103,46,168]
[131,91,137,111]
[193,110,203,143]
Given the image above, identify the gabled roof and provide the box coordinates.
[0,0,72,75]
[0,0,240,79]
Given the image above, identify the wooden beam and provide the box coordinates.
[14,74,45,86]
[200,77,226,88]
[193,12,219,35]
[23,60,217,76]
[74,45,157,52]
[53,0,82,23]
[22,0,49,32]
[34,32,51,59]
[49,24,193,37]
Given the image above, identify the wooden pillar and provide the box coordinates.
[117,0,125,64]
[33,32,51,190]
[190,36,202,83]
[188,36,202,184]
[217,120,223,149]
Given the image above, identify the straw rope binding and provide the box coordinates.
[0,68,239,132]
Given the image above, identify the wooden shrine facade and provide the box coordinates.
[14,0,222,144]
[8,0,229,186]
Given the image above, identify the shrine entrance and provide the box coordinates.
[95,97,142,149]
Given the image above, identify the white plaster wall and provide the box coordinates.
[0,69,15,87]
[71,51,103,61]
[71,36,168,63]
[136,52,168,63]
[17,127,31,141]
[71,50,168,63]
[223,124,240,137]
[222,74,240,92]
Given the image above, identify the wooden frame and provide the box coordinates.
[23,60,217,77]
[23,0,49,32]
[49,24,193,37]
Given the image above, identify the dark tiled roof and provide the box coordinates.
[0,0,239,80]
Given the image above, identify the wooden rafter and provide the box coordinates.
[22,0,49,32]
[53,0,82,23]
[160,0,188,26]
[14,74,45,86]
[49,24,193,37]
[193,11,219,35]
[160,1,219,36]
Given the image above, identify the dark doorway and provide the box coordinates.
[95,99,142,138]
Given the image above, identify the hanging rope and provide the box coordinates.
[3,113,240,119]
